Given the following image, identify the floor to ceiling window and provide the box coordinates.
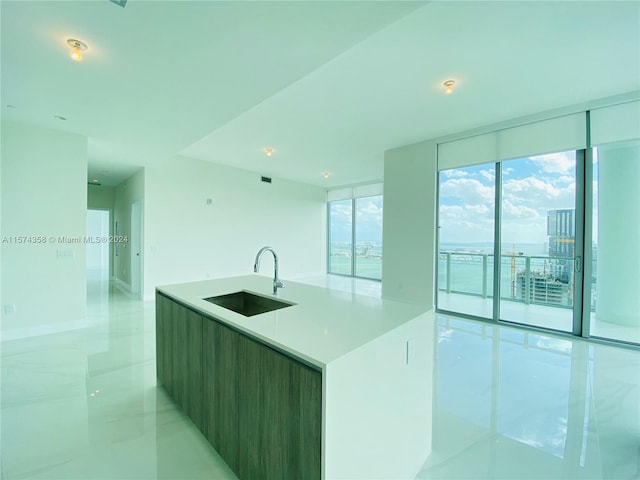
[328,199,353,276]
[328,184,383,281]
[499,152,577,333]
[438,164,495,317]
[436,101,639,346]
[354,195,383,279]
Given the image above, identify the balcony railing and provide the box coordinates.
[438,251,580,309]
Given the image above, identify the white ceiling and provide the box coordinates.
[2,1,639,188]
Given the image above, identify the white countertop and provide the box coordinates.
[156,274,430,369]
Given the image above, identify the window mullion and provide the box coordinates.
[351,197,356,276]
[493,162,502,322]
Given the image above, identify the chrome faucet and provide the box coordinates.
[253,246,283,295]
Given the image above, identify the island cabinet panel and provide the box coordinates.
[171,301,188,411]
[184,309,204,430]
[290,359,323,479]
[202,318,239,475]
[238,335,322,480]
[155,293,174,395]
[156,295,203,430]
[156,293,321,480]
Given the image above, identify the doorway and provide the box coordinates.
[87,209,110,293]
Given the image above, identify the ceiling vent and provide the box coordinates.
[261,176,272,184]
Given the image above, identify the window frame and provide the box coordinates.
[327,193,383,281]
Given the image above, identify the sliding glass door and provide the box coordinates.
[499,152,578,333]
[438,164,496,317]
[436,102,639,346]
[438,150,583,335]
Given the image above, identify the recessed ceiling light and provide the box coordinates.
[443,80,456,94]
[264,147,274,157]
[322,172,330,179]
[67,39,88,62]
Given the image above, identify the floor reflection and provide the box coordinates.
[2,280,637,479]
[0,283,237,480]
[418,315,640,479]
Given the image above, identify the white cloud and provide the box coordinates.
[465,204,491,215]
[530,152,575,174]
[503,176,575,213]
[440,162,577,244]
[440,205,495,243]
[502,199,540,220]
[440,204,492,220]
[479,169,495,182]
[504,177,557,196]
[355,199,383,228]
[443,169,469,178]
[440,178,494,205]
[330,203,351,219]
[557,175,574,185]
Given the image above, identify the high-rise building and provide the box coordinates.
[547,209,575,282]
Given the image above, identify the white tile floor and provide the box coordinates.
[1,275,638,479]
[418,316,640,480]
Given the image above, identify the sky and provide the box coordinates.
[329,195,383,243]
[329,149,593,249]
[439,151,577,248]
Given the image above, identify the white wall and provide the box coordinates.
[143,155,326,300]
[382,140,437,307]
[87,185,115,210]
[1,121,87,340]
[113,170,144,292]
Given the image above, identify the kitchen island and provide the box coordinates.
[156,274,434,480]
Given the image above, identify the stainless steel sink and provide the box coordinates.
[203,290,295,317]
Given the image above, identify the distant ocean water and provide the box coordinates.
[438,244,575,301]
[440,242,549,256]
